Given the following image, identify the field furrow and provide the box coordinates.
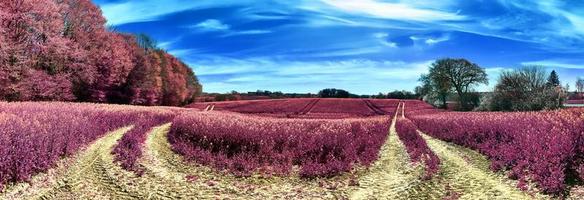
[31,126,136,200]
[348,103,424,199]
[419,132,546,200]
[139,123,353,199]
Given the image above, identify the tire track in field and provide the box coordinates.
[138,123,352,199]
[397,102,543,200]
[298,99,320,115]
[362,99,386,115]
[348,102,431,200]
[418,132,547,200]
[35,126,139,200]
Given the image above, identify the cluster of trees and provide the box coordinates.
[371,91,418,99]
[418,58,569,111]
[318,88,352,98]
[417,58,488,111]
[203,88,421,102]
[479,68,567,111]
[0,0,201,106]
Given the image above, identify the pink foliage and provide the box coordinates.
[0,0,202,105]
[395,117,440,179]
[189,98,401,119]
[168,111,391,177]
[0,102,158,187]
[407,100,584,194]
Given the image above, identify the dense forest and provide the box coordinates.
[0,0,202,106]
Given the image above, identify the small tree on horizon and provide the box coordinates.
[546,70,560,87]
[576,78,584,97]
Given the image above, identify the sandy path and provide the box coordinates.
[398,100,545,200]
[138,123,353,199]
[418,132,547,200]
[348,102,429,200]
[0,126,136,200]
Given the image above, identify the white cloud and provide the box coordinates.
[167,49,202,58]
[424,35,450,45]
[410,34,450,45]
[193,19,231,31]
[372,33,397,48]
[321,0,465,22]
[99,1,253,25]
[221,30,272,37]
[521,60,584,69]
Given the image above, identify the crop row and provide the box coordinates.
[408,103,584,194]
[168,111,391,177]
[0,102,192,189]
[189,98,400,119]
[395,117,440,179]
[0,102,134,189]
[111,112,177,174]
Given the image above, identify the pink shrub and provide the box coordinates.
[168,111,391,178]
[409,106,584,194]
[111,112,176,174]
[395,118,440,179]
[0,102,141,187]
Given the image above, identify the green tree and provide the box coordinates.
[546,70,560,87]
[423,58,488,110]
[418,74,450,108]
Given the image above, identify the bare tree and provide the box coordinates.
[577,77,584,94]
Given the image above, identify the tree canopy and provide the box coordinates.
[419,58,488,110]
[546,70,560,87]
[0,0,202,106]
[318,88,351,98]
[480,66,566,111]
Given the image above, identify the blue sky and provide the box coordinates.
[93,0,584,94]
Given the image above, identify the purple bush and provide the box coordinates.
[168,112,391,178]
[111,112,176,174]
[0,102,147,188]
[395,117,440,179]
[409,106,584,194]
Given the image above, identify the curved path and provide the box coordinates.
[418,132,544,200]
[0,126,135,200]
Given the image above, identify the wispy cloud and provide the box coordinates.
[373,33,398,48]
[191,57,433,93]
[320,0,465,22]
[221,30,272,37]
[168,49,202,58]
[521,60,584,69]
[192,19,231,31]
[99,0,253,25]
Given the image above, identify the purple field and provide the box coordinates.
[1,99,583,199]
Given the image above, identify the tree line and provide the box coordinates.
[417,58,571,111]
[0,0,202,106]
